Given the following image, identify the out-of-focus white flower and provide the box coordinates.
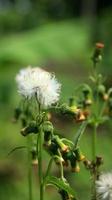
[16,66,61,107]
[96,173,112,200]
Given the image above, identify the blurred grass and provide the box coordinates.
[0,20,90,67]
[0,20,112,200]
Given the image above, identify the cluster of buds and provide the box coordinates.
[91,42,104,65]
[44,126,85,173]
[83,156,103,179]
[44,133,69,165]
[13,103,34,128]
[59,189,76,200]
[58,102,88,123]
[62,147,85,172]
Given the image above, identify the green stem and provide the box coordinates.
[38,128,44,200]
[58,150,64,180]
[92,124,97,161]
[27,136,33,200]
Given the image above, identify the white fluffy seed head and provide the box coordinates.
[16,66,61,108]
[96,173,112,200]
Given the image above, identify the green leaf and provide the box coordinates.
[73,121,87,149]
[45,176,76,197]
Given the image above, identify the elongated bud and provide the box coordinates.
[66,151,80,172]
[96,156,103,167]
[59,189,75,200]
[74,148,85,161]
[59,104,76,117]
[69,97,76,107]
[55,156,65,166]
[13,107,21,122]
[21,121,38,136]
[82,84,92,97]
[98,85,106,96]
[31,147,38,166]
[91,42,104,64]
[44,140,59,156]
[83,159,92,169]
[59,189,70,200]
[54,136,69,152]
[71,161,80,173]
[69,106,78,113]
[43,121,53,145]
[75,110,86,122]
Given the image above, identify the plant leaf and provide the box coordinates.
[45,176,76,197]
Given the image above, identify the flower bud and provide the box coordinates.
[98,85,106,97]
[55,156,65,166]
[82,85,92,97]
[91,42,104,64]
[83,159,92,169]
[69,97,75,107]
[103,94,109,101]
[54,136,69,152]
[71,161,80,173]
[67,151,79,172]
[75,110,86,122]
[13,107,21,122]
[44,140,59,156]
[43,121,53,145]
[96,156,103,167]
[74,148,85,161]
[58,189,70,200]
[31,147,38,166]
[21,121,38,136]
[84,98,92,106]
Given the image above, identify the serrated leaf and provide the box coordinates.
[73,121,87,149]
[45,176,76,197]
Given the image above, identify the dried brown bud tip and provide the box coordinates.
[83,159,91,169]
[96,43,104,49]
[96,156,103,166]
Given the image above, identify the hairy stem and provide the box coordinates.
[27,136,33,200]
[38,128,44,200]
[92,124,97,161]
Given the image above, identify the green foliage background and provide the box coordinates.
[0,2,112,199]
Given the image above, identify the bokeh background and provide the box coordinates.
[0,1,112,200]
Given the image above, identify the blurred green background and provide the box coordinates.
[0,0,112,200]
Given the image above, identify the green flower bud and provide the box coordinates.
[91,43,104,64]
[59,189,70,200]
[13,107,21,121]
[31,147,38,165]
[54,135,69,152]
[74,148,85,161]
[69,97,76,107]
[82,84,92,97]
[98,85,106,96]
[43,121,53,144]
[21,121,38,136]
[96,156,103,167]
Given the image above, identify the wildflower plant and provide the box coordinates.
[12,44,112,200]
